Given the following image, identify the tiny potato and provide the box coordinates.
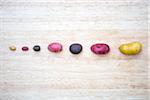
[9,46,16,51]
[119,42,142,55]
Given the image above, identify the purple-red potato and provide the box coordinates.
[91,43,110,54]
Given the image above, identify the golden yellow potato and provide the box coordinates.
[9,46,16,51]
[119,42,142,55]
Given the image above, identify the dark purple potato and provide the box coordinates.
[69,43,82,54]
[22,46,29,51]
[33,45,41,52]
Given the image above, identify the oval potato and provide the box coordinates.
[119,42,142,55]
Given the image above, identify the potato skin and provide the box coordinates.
[119,42,142,55]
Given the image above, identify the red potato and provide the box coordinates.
[91,43,110,54]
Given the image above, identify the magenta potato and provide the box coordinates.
[48,43,63,53]
[91,43,110,54]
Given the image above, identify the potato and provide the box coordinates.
[9,46,16,51]
[91,43,110,54]
[119,42,142,55]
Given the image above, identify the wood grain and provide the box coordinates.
[0,0,149,100]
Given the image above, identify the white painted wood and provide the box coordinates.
[0,0,149,100]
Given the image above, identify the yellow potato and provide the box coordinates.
[9,46,16,51]
[119,42,142,55]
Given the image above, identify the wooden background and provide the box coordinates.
[0,0,149,100]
